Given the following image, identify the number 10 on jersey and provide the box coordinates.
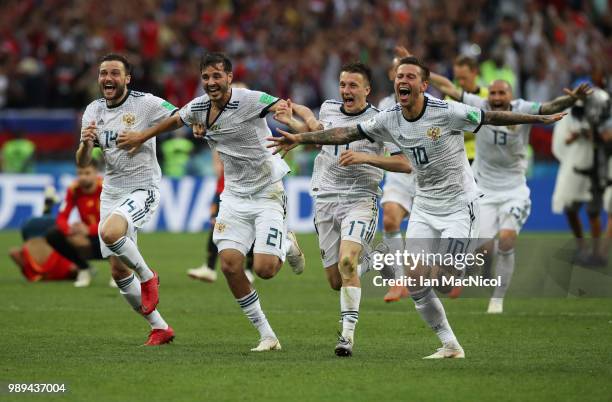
[409,146,429,165]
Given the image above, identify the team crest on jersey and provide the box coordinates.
[122,113,136,128]
[426,127,441,141]
[215,222,227,233]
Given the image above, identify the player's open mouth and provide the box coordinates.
[207,86,220,95]
[343,97,354,106]
[103,83,115,91]
[398,86,411,101]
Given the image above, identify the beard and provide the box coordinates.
[99,82,127,102]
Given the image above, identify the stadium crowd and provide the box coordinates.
[0,0,610,111]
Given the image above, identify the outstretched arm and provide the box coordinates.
[429,72,462,101]
[540,83,592,114]
[339,150,412,173]
[117,114,184,154]
[267,126,364,156]
[273,99,312,133]
[483,111,567,126]
[292,102,323,131]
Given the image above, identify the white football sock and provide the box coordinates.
[115,273,168,330]
[237,290,276,339]
[491,249,515,300]
[412,288,458,346]
[107,236,154,282]
[340,286,361,343]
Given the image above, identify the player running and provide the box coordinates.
[77,53,176,345]
[268,56,565,358]
[187,150,255,283]
[273,62,411,356]
[377,48,417,302]
[428,72,592,313]
[117,52,305,352]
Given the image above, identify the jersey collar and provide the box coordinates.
[105,89,131,109]
[402,96,428,122]
[340,102,371,116]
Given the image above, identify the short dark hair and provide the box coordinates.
[397,56,430,81]
[454,55,479,71]
[340,62,372,86]
[200,52,232,73]
[100,53,131,74]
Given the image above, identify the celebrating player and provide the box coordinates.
[77,54,176,345]
[273,62,412,356]
[377,48,417,302]
[268,56,566,358]
[429,72,591,313]
[117,52,305,352]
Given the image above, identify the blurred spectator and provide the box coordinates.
[161,128,194,178]
[0,0,607,111]
[1,131,35,173]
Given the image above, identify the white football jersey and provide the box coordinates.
[311,100,400,199]
[378,93,417,196]
[378,94,397,110]
[358,96,484,214]
[179,88,290,196]
[462,92,541,192]
[82,90,177,193]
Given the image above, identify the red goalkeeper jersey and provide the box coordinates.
[56,177,103,236]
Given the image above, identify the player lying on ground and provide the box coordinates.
[44,160,105,287]
[268,56,565,359]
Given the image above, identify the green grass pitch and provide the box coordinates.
[1,231,611,402]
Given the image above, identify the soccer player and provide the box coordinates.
[44,160,104,287]
[429,72,591,313]
[77,53,175,345]
[449,55,489,165]
[273,62,411,356]
[268,56,565,358]
[117,52,305,352]
[377,49,416,302]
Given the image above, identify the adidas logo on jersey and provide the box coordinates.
[97,119,104,125]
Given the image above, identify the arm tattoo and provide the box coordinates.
[540,95,575,115]
[297,126,363,145]
[483,111,541,126]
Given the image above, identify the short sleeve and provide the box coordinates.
[81,104,100,147]
[461,92,488,110]
[178,97,206,127]
[81,104,97,129]
[318,102,333,129]
[244,89,280,119]
[447,100,484,133]
[357,112,393,144]
[512,98,542,115]
[145,95,178,127]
